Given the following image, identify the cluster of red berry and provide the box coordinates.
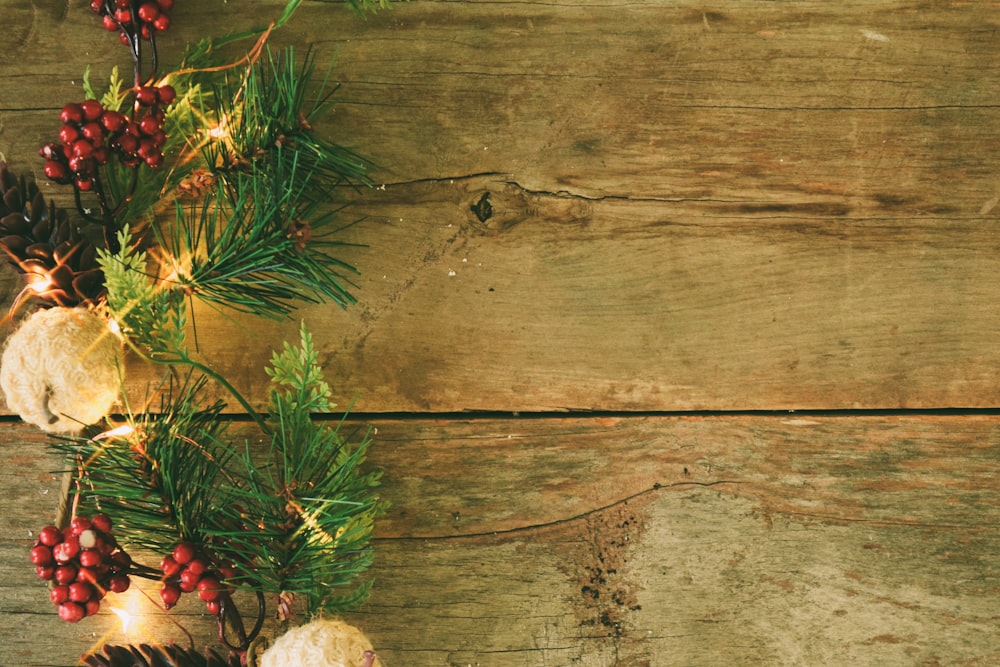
[159,542,235,615]
[90,0,175,43]
[39,85,175,189]
[29,515,132,624]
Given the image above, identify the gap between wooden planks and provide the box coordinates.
[0,414,996,666]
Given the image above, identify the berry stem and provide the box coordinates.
[217,590,266,653]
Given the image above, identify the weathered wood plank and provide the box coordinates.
[1,1,998,411]
[2,416,996,665]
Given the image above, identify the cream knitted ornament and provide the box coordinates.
[0,307,122,433]
[260,618,382,667]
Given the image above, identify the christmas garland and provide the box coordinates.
[1,2,392,665]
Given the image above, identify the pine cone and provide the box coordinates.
[83,643,241,667]
[0,161,105,306]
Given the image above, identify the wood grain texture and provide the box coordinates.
[1,1,998,411]
[0,2,998,666]
[1,416,997,665]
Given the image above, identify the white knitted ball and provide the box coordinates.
[0,307,122,433]
[260,618,383,667]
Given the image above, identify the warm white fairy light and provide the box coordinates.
[93,424,135,441]
[108,587,145,640]
[207,114,230,140]
[110,606,134,635]
[26,271,52,293]
[107,317,122,338]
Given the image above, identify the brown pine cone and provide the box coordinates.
[0,161,105,306]
[83,643,241,667]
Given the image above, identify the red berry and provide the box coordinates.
[60,103,84,125]
[179,567,200,592]
[79,528,100,550]
[185,558,208,577]
[93,146,111,165]
[54,565,77,585]
[68,582,94,603]
[115,134,139,154]
[172,542,196,565]
[80,122,104,142]
[152,14,170,32]
[108,574,131,593]
[138,115,160,136]
[69,517,92,536]
[156,85,176,105]
[76,178,94,191]
[160,554,181,577]
[196,576,222,602]
[137,139,156,158]
[59,125,80,144]
[137,2,160,22]
[102,15,118,31]
[111,551,132,572]
[136,86,158,107]
[160,584,181,609]
[38,526,62,546]
[94,511,112,528]
[115,9,132,24]
[156,0,174,11]
[85,599,101,617]
[38,143,60,160]
[90,0,102,11]
[119,32,131,46]
[50,584,70,605]
[101,110,126,133]
[150,130,167,148]
[71,140,94,159]
[117,0,130,7]
[58,601,85,623]
[139,24,151,40]
[80,100,103,123]
[69,156,95,175]
[52,538,80,563]
[145,152,164,168]
[205,600,221,615]
[30,544,54,566]
[36,565,55,580]
[76,566,100,584]
[78,549,103,569]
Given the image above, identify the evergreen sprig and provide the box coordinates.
[165,158,361,320]
[98,226,268,428]
[206,323,385,614]
[206,45,372,195]
[99,226,187,361]
[52,375,234,555]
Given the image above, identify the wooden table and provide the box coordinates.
[1,1,997,664]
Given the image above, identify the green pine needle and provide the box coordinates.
[52,374,235,554]
[206,323,385,613]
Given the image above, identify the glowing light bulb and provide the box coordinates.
[27,273,52,293]
[110,606,133,635]
[94,424,134,441]
[208,115,230,139]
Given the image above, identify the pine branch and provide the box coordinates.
[205,323,385,614]
[165,158,361,319]
[98,226,269,431]
[51,374,235,555]
[207,45,372,193]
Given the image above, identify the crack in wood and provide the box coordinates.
[375,479,738,542]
